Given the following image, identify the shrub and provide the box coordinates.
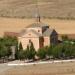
[25,42,36,60]
[52,44,63,59]
[37,47,46,59]
[18,50,25,60]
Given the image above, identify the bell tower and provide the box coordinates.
[36,14,41,23]
[35,0,41,23]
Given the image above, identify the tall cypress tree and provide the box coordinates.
[26,41,36,60]
[29,42,36,59]
[19,42,23,50]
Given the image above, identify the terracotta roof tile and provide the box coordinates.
[4,32,19,37]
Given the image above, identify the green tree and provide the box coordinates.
[15,45,19,59]
[0,36,18,61]
[3,36,18,46]
[0,45,8,62]
[62,35,68,41]
[29,42,36,59]
[46,45,55,58]
[19,42,23,50]
[17,41,36,60]
[3,36,18,59]
[52,44,63,59]
[37,47,46,59]
[25,42,36,60]
[71,45,75,57]
[63,44,75,58]
[24,45,30,60]
[18,50,25,60]
[6,46,12,58]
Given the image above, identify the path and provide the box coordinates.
[7,59,75,66]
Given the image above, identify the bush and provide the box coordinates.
[63,44,75,59]
[46,45,55,58]
[18,50,25,60]
[25,42,36,60]
[17,41,36,60]
[52,44,63,59]
[37,47,46,59]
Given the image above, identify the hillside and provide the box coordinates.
[0,17,75,37]
[0,0,75,18]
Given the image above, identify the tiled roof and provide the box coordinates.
[43,29,54,36]
[4,32,19,37]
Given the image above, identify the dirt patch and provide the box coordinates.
[2,62,75,75]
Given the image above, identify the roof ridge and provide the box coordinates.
[26,22,49,28]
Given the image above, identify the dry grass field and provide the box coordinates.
[0,17,75,37]
[0,0,75,37]
[1,62,75,75]
[0,0,75,18]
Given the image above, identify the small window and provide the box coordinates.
[38,30,40,32]
[29,34,31,36]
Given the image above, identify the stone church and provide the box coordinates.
[18,17,58,51]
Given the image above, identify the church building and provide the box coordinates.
[18,17,58,51]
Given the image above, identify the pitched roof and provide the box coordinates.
[4,32,19,37]
[26,22,49,28]
[43,29,54,36]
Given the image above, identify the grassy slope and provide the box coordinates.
[0,0,75,18]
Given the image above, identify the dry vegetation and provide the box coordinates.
[2,62,75,75]
[0,0,75,18]
[0,17,75,37]
[0,0,75,36]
